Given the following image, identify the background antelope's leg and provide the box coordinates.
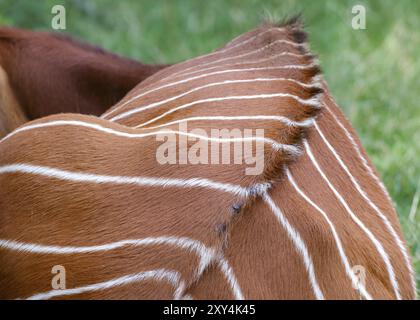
[0,65,27,138]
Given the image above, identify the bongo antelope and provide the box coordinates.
[0,18,415,300]
[0,27,169,137]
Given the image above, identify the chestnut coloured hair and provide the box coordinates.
[0,17,415,300]
[0,27,169,137]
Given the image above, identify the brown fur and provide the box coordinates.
[0,65,27,137]
[0,19,415,299]
[0,27,169,136]
[187,95,414,299]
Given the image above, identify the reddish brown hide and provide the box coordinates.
[0,27,169,136]
[0,19,416,300]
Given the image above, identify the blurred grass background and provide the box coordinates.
[1,0,419,294]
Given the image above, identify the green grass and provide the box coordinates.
[1,0,419,294]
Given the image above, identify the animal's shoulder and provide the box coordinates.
[102,18,324,186]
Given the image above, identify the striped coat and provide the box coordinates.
[0,19,415,299]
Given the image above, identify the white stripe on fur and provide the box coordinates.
[320,85,417,297]
[105,77,319,120]
[170,44,308,79]
[132,93,321,128]
[138,115,315,130]
[25,269,182,300]
[314,121,413,298]
[286,168,372,300]
[102,63,316,120]
[217,257,245,300]
[304,140,401,300]
[0,236,214,276]
[172,52,312,80]
[0,120,300,155]
[321,80,393,204]
[0,163,248,196]
[262,192,325,300]
[0,237,247,299]
[162,27,289,79]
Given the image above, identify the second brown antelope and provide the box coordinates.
[0,18,416,299]
[0,27,169,137]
